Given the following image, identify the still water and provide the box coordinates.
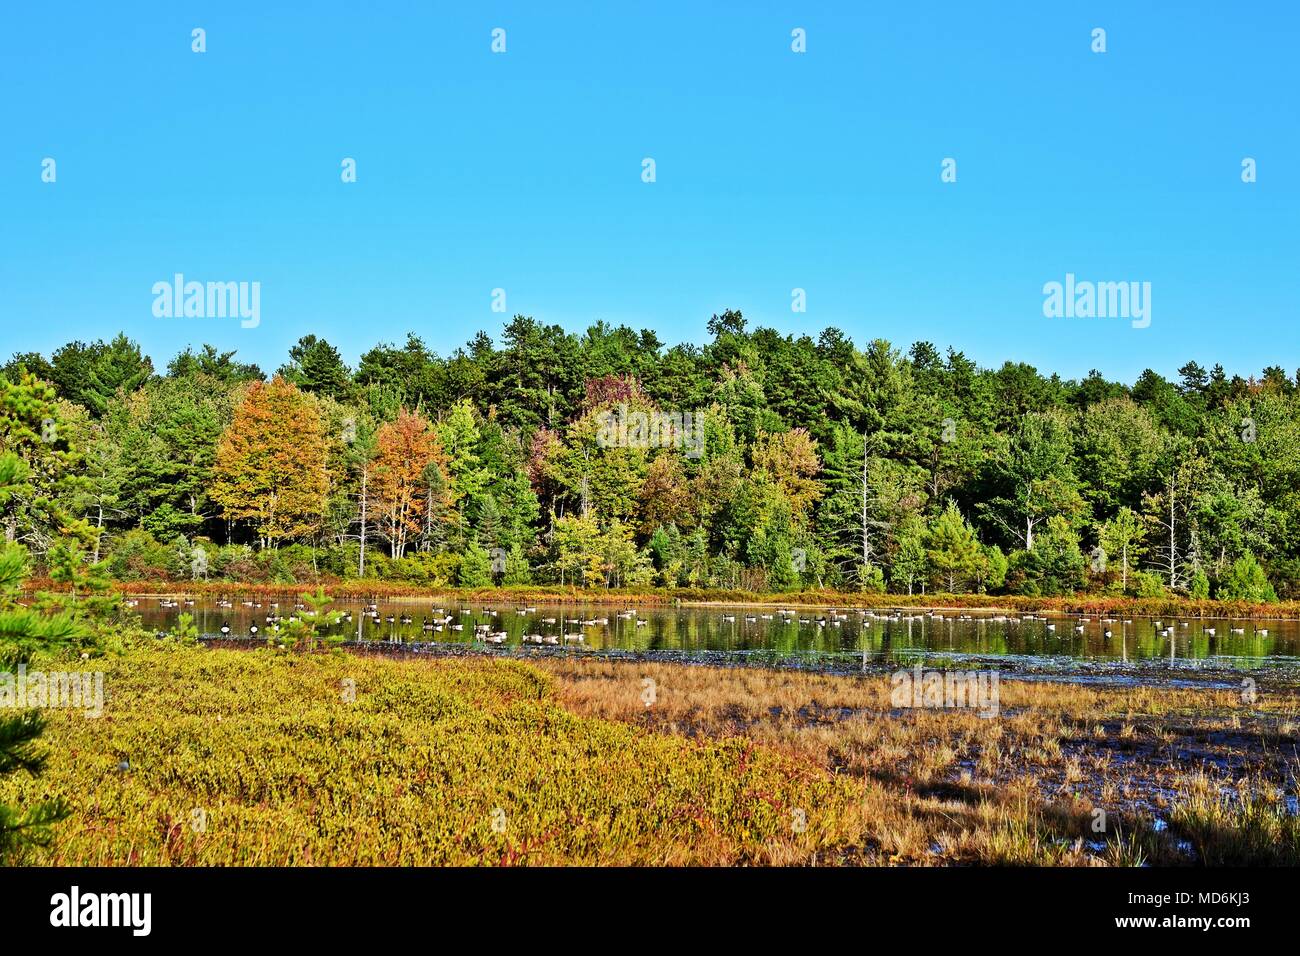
[131,597,1300,672]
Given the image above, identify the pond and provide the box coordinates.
[130,597,1300,677]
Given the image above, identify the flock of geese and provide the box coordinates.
[153,598,653,646]
[146,598,1273,646]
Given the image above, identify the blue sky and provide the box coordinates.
[1,1,1295,382]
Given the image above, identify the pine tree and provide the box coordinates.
[925,500,982,593]
[0,452,84,860]
[1219,551,1277,602]
[457,539,494,588]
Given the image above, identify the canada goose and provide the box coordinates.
[1259,628,1269,635]
[249,624,259,636]
[220,622,231,636]
[487,632,507,644]
[399,615,412,625]
[421,618,435,631]
[563,633,585,643]
[1206,627,1216,635]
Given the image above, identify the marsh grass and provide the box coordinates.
[1169,773,1300,865]
[0,649,867,865]
[538,658,1300,866]
[5,648,1297,866]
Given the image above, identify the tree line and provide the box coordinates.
[2,310,1296,600]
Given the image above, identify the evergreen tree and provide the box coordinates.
[1218,551,1277,602]
[925,500,982,593]
[0,453,84,860]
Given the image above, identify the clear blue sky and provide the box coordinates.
[1,1,1295,383]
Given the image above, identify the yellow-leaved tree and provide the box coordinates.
[371,409,449,559]
[211,376,329,548]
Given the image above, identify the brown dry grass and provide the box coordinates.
[536,658,1300,865]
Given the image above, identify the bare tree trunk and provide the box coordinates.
[93,505,104,563]
[1169,491,1177,589]
[860,440,871,570]
[358,466,368,577]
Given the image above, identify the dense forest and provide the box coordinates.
[2,310,1296,600]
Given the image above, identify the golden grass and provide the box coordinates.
[536,658,1300,865]
[1,649,868,866]
[6,647,1298,866]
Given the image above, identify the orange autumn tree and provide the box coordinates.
[211,376,329,548]
[371,409,449,559]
